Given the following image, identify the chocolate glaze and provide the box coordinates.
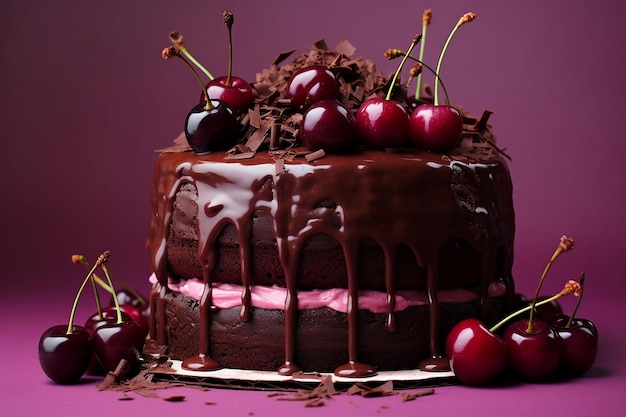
[147,148,515,376]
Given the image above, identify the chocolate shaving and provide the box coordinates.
[347,381,395,397]
[400,388,435,402]
[270,375,338,407]
[272,48,297,67]
[97,357,185,398]
[163,395,186,402]
[305,149,325,162]
[335,39,357,57]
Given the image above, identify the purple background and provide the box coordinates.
[1,1,625,415]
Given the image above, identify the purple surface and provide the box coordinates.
[1,0,625,415]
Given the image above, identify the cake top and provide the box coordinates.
[161,10,508,163]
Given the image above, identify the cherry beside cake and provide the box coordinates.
[146,12,515,378]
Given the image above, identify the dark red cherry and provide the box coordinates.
[84,308,132,375]
[548,314,598,377]
[503,318,560,381]
[355,98,410,148]
[409,104,463,152]
[85,307,133,335]
[299,100,359,153]
[287,65,339,111]
[203,76,254,114]
[92,321,147,373]
[38,325,92,384]
[184,99,239,154]
[445,318,506,385]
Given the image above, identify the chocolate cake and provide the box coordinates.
[145,40,515,378]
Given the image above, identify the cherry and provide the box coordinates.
[118,304,150,330]
[84,308,133,375]
[205,76,253,114]
[110,289,150,330]
[38,251,111,384]
[409,104,463,152]
[445,318,506,385]
[548,314,598,377]
[299,100,359,153]
[286,65,339,111]
[185,100,239,153]
[356,98,409,148]
[409,12,477,153]
[355,35,419,149]
[38,325,92,384]
[447,280,582,385]
[200,12,253,113]
[85,307,133,335]
[92,321,147,373]
[503,318,560,381]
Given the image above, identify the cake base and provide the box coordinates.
[147,358,456,391]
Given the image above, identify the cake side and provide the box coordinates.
[146,148,515,374]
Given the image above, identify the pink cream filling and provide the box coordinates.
[149,274,506,314]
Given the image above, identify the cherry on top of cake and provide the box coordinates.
[160,9,510,164]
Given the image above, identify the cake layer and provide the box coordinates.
[157,290,507,372]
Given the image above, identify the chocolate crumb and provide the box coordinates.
[400,388,435,402]
[163,395,186,402]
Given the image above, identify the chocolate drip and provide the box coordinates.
[147,149,515,374]
[384,246,397,332]
[332,241,377,377]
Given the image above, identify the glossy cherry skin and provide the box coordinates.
[84,309,133,375]
[84,308,132,335]
[503,318,560,381]
[409,104,463,152]
[203,76,254,114]
[548,314,598,377]
[300,100,359,153]
[185,100,239,154]
[445,318,507,385]
[355,98,410,148]
[287,65,339,112]
[38,325,92,384]
[92,321,147,373]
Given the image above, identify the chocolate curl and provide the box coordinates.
[270,118,281,150]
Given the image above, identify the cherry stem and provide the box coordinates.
[177,45,214,81]
[175,54,214,111]
[566,273,585,328]
[527,247,563,333]
[67,252,109,335]
[403,54,451,105]
[75,257,104,319]
[434,13,477,105]
[415,10,430,100]
[224,11,234,87]
[101,264,123,324]
[490,292,565,333]
[386,34,421,101]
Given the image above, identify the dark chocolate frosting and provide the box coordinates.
[146,148,515,376]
